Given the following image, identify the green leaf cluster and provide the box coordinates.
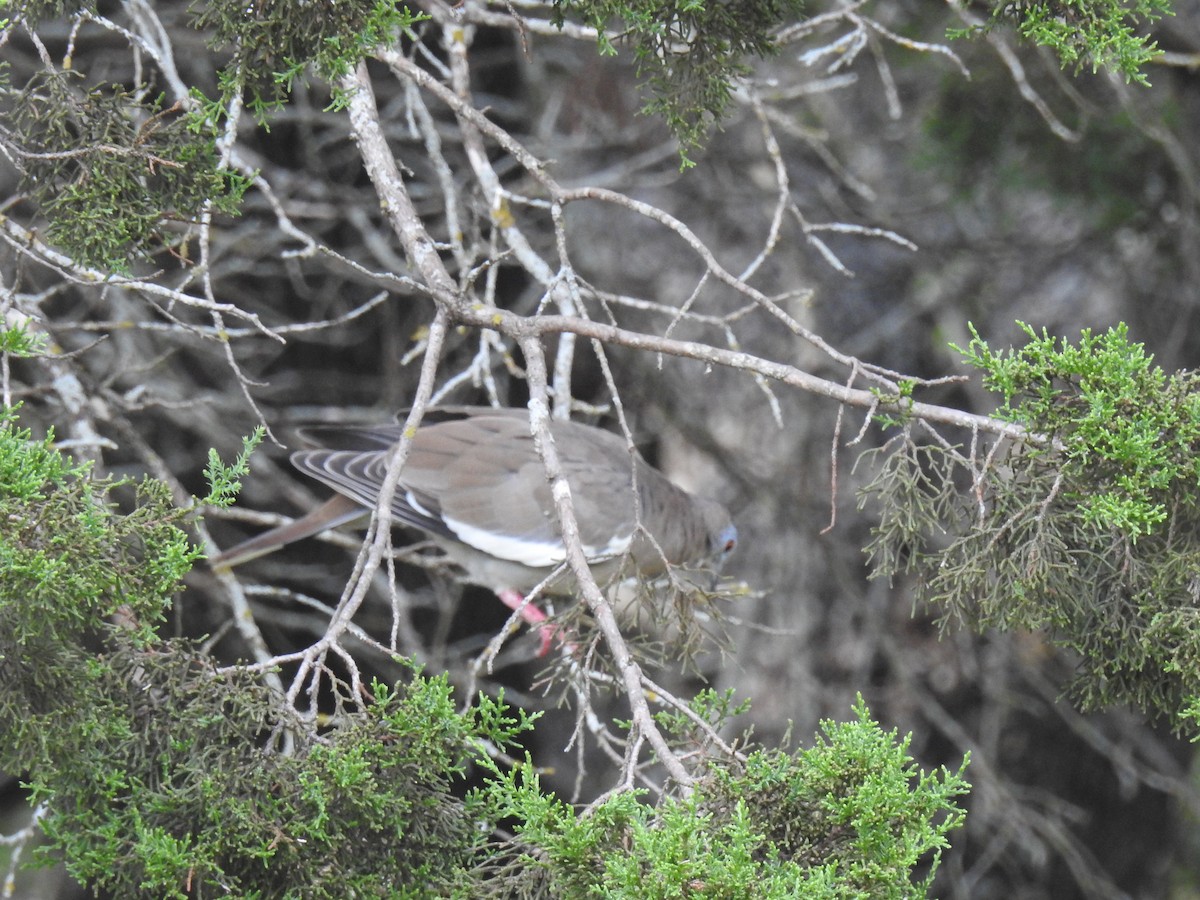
[8,71,248,271]
[949,0,1172,85]
[203,427,266,508]
[191,0,429,118]
[471,695,969,898]
[3,1,431,272]
[862,323,1200,726]
[26,659,533,898]
[0,407,531,897]
[0,407,194,674]
[551,0,805,165]
[0,408,973,895]
[956,320,1200,538]
[0,321,48,357]
[3,0,96,25]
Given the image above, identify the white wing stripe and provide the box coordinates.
[443,517,633,568]
[405,489,435,518]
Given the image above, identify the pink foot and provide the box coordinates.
[496,588,558,657]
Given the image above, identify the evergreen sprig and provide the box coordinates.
[470,694,969,898]
[190,0,429,120]
[949,1,1171,85]
[862,322,1200,727]
[9,71,248,271]
[203,428,266,509]
[551,0,806,166]
[955,320,1200,538]
[0,407,532,897]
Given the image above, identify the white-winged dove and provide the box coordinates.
[210,407,738,653]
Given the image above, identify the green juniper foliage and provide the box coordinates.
[949,1,1172,85]
[0,409,967,896]
[191,0,430,119]
[955,321,1200,538]
[3,0,97,25]
[0,321,48,357]
[0,408,193,666]
[187,0,432,122]
[470,693,969,899]
[25,659,528,899]
[8,71,247,271]
[2,0,431,269]
[862,322,1200,726]
[550,0,806,166]
[3,0,1176,269]
[0,408,534,898]
[203,427,266,509]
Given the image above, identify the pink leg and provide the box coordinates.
[496,588,557,657]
